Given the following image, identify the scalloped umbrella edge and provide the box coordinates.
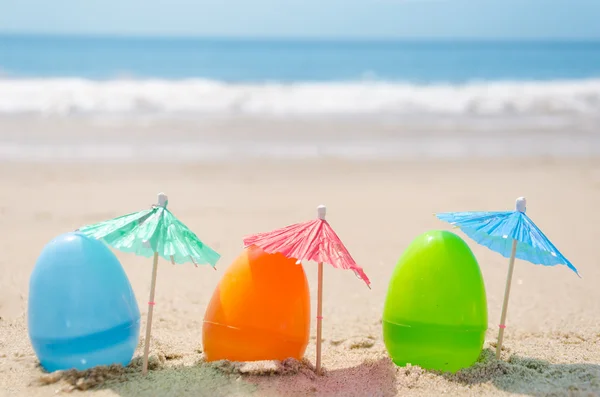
[435,196,577,360]
[242,205,369,375]
[77,193,220,374]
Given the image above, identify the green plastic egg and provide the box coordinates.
[383,230,487,373]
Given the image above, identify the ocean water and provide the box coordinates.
[1,34,600,119]
[1,34,600,161]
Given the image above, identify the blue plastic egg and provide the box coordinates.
[28,232,140,372]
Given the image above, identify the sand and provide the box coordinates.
[1,157,599,396]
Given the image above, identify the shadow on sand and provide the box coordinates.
[440,348,600,396]
[245,357,398,397]
[36,349,599,396]
[38,356,397,397]
[105,361,256,397]
[106,357,397,397]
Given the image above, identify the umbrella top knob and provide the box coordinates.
[317,205,326,220]
[515,197,526,213]
[157,192,168,208]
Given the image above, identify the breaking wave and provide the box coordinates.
[1,77,599,117]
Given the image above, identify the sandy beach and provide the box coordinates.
[0,128,599,397]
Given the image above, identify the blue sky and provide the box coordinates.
[1,0,599,39]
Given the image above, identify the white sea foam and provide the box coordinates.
[0,78,600,118]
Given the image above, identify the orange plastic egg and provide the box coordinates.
[202,245,310,362]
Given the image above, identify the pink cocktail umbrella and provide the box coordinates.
[243,205,370,374]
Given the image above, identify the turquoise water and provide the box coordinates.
[2,34,600,82]
[1,34,599,161]
[1,34,600,117]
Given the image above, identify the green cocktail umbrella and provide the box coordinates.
[78,192,220,374]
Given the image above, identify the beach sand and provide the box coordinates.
[1,153,599,396]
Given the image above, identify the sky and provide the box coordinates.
[1,0,600,40]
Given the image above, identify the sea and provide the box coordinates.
[1,34,600,161]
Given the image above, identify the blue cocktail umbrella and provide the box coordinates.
[435,197,578,359]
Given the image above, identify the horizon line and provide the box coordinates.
[1,30,600,43]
